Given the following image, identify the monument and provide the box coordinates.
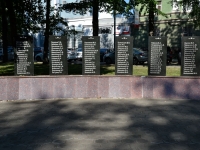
[181,36,200,76]
[49,36,68,75]
[82,36,100,75]
[148,36,167,76]
[15,35,34,76]
[115,36,133,75]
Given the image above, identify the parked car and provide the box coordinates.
[75,48,110,62]
[0,46,14,61]
[167,46,173,64]
[76,48,82,60]
[133,48,148,65]
[103,48,148,65]
[170,47,181,64]
[35,52,50,62]
[35,52,44,62]
[100,48,110,62]
[35,50,76,62]
[67,50,77,62]
[103,51,115,64]
[34,47,43,58]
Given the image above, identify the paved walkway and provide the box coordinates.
[0,98,200,150]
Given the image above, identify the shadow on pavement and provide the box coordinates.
[0,99,199,150]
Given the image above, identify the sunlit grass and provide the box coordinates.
[100,65,181,76]
[0,62,14,75]
[133,65,148,76]
[166,66,181,76]
[0,61,181,76]
[101,65,115,75]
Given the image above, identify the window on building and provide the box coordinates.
[172,0,181,11]
[186,0,200,12]
[185,4,192,12]
[156,1,162,11]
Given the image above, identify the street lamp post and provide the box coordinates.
[114,4,116,51]
[71,25,76,51]
[74,34,76,51]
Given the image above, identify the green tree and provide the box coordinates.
[1,1,8,62]
[42,0,68,63]
[5,0,45,42]
[43,0,50,64]
[62,0,127,36]
[125,0,167,36]
[179,0,200,27]
[0,0,45,62]
[0,0,67,62]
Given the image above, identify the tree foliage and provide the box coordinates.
[42,0,68,63]
[62,0,127,36]
[125,0,167,36]
[179,0,200,27]
[62,0,168,36]
[0,0,68,62]
[0,0,45,62]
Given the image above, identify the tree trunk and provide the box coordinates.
[43,0,50,64]
[1,1,8,62]
[148,1,155,36]
[92,0,99,36]
[6,0,17,47]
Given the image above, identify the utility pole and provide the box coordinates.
[114,9,116,51]
[43,0,50,64]
[148,1,155,36]
[71,25,76,50]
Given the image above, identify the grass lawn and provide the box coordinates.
[0,61,181,76]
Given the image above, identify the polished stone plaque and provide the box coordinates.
[15,35,34,76]
[115,36,133,75]
[82,36,100,75]
[181,36,200,76]
[148,37,167,76]
[49,36,68,75]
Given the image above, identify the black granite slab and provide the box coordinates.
[115,36,133,75]
[181,36,200,76]
[148,36,167,76]
[49,36,68,75]
[15,35,34,76]
[82,36,100,75]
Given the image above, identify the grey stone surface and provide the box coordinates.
[2,76,200,100]
[0,99,200,150]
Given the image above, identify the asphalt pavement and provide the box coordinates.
[0,98,200,150]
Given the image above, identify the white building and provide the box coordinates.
[36,0,134,49]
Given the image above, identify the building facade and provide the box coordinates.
[49,0,136,50]
[35,0,200,51]
[135,0,200,50]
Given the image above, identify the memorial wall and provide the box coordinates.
[148,37,167,76]
[12,35,200,77]
[181,37,200,76]
[15,36,34,76]
[82,36,100,75]
[115,36,133,75]
[49,36,68,75]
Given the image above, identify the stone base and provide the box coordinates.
[0,76,200,100]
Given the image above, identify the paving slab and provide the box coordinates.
[0,98,200,150]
